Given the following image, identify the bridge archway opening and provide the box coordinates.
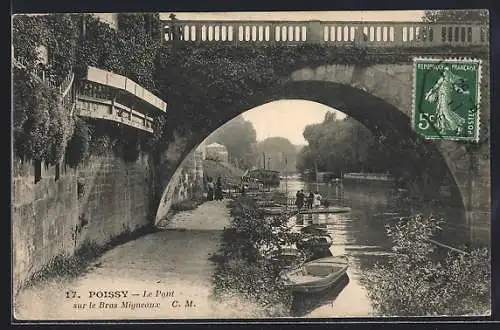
[155,80,465,227]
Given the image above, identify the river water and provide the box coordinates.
[274,178,488,317]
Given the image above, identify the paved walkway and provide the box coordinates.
[13,199,261,320]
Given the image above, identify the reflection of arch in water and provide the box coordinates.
[290,273,350,317]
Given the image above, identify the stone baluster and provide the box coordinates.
[307,21,322,43]
[269,23,276,43]
[194,23,202,43]
[393,24,404,46]
[471,25,481,45]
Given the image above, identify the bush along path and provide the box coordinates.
[362,214,491,316]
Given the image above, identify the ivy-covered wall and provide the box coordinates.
[12,13,167,296]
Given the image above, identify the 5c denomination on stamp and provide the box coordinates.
[412,57,482,142]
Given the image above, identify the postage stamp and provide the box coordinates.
[412,57,482,142]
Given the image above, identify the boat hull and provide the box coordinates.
[296,235,333,250]
[284,256,349,293]
[290,270,347,293]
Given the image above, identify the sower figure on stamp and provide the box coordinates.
[424,66,470,135]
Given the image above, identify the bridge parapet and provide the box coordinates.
[161,20,488,48]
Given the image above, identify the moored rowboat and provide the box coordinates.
[300,224,329,235]
[296,234,333,249]
[283,256,349,293]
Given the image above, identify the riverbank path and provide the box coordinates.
[14,199,262,320]
[156,199,231,230]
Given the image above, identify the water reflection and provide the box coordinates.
[291,274,350,317]
[278,178,477,317]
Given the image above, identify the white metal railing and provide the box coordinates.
[13,57,77,113]
[60,72,75,98]
[161,20,488,47]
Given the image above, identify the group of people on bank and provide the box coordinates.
[294,190,323,210]
[206,176,224,201]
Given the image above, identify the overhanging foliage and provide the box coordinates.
[12,13,163,165]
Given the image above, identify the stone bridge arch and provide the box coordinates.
[154,73,471,226]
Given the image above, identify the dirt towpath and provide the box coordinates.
[14,199,263,320]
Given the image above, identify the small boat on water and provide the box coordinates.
[300,224,328,235]
[270,247,303,268]
[298,206,351,214]
[296,234,333,250]
[255,200,285,207]
[283,256,349,293]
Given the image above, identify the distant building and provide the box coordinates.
[205,142,229,163]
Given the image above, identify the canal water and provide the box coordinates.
[275,178,488,317]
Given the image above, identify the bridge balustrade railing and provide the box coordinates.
[161,20,488,47]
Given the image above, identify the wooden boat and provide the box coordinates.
[298,206,351,214]
[261,206,351,215]
[283,256,349,293]
[296,234,333,249]
[255,200,284,207]
[270,247,302,267]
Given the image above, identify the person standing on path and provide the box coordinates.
[307,191,314,209]
[207,177,214,201]
[295,190,304,211]
[313,191,323,208]
[215,176,223,201]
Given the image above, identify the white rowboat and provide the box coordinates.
[283,256,349,293]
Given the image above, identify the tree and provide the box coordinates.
[256,137,297,172]
[296,114,385,177]
[206,115,258,170]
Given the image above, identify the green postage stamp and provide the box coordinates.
[412,57,482,142]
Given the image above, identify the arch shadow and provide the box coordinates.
[155,80,465,224]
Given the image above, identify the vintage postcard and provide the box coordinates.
[11,10,491,321]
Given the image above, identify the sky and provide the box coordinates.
[160,11,425,22]
[241,100,345,146]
